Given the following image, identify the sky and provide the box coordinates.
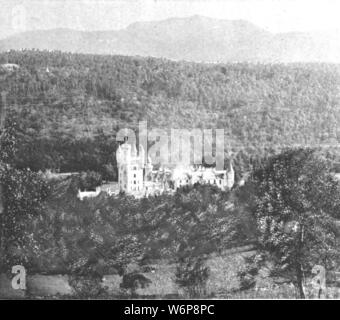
[1,0,340,39]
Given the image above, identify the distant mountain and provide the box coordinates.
[0,15,340,63]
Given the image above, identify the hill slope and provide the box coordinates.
[1,50,340,177]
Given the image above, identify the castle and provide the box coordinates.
[116,142,235,198]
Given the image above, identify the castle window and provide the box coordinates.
[134,174,136,178]
[134,181,136,184]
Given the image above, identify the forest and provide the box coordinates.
[1,50,340,181]
[1,51,340,297]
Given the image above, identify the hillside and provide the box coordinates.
[14,178,255,274]
[1,50,340,179]
[1,16,340,63]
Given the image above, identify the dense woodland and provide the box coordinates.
[1,50,340,180]
[21,182,255,275]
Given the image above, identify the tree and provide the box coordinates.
[78,171,102,191]
[0,101,50,269]
[120,273,152,297]
[175,257,209,298]
[251,148,340,298]
[1,166,50,267]
[0,91,12,268]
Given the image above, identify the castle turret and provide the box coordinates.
[117,142,145,194]
[139,145,145,165]
[145,154,153,180]
[116,145,122,164]
[226,160,235,190]
[131,144,137,158]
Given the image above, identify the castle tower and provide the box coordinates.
[144,154,153,180]
[116,142,145,194]
[139,144,145,165]
[226,160,235,190]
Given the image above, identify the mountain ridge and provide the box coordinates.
[1,15,340,63]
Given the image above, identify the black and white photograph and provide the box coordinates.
[0,0,340,302]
